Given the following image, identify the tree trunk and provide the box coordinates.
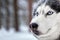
[28,0,32,24]
[5,0,10,30]
[14,0,19,31]
[0,0,2,29]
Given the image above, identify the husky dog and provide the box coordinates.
[29,0,60,40]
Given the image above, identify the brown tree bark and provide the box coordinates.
[14,0,19,31]
[28,0,33,24]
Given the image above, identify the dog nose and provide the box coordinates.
[29,23,38,29]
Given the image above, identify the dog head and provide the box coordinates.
[29,0,60,40]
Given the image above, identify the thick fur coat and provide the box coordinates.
[29,0,60,40]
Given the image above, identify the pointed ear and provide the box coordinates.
[46,0,60,12]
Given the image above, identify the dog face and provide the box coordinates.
[29,0,60,40]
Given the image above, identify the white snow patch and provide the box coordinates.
[0,26,37,40]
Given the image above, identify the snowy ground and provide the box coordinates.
[0,25,37,40]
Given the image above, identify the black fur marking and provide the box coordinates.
[33,0,46,14]
[33,12,39,16]
[46,0,60,13]
[38,0,46,6]
[55,35,60,40]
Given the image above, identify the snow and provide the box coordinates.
[0,25,37,40]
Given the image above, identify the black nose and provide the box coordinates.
[29,23,38,29]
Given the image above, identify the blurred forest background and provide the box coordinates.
[0,0,40,31]
[0,0,44,40]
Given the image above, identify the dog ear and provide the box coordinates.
[46,0,60,13]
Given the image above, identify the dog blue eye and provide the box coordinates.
[33,12,39,16]
[46,11,54,15]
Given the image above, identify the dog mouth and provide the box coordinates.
[31,28,51,36]
[33,30,40,35]
[31,29,43,36]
